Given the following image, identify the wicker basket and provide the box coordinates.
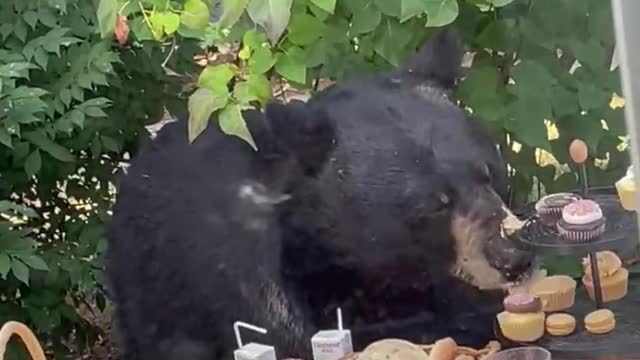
[337,340,502,360]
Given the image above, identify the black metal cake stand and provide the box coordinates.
[510,187,638,308]
[498,187,640,359]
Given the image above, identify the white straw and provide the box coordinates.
[337,308,343,331]
[234,321,268,349]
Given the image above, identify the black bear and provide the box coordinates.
[106,28,534,360]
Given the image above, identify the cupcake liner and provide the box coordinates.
[537,288,576,312]
[557,222,606,243]
[537,207,562,226]
[583,268,629,303]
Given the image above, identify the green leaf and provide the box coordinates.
[0,254,10,279]
[188,87,229,142]
[243,29,268,49]
[0,201,38,218]
[198,64,237,92]
[14,19,27,42]
[150,12,181,36]
[83,106,109,117]
[0,62,36,78]
[510,60,556,96]
[541,255,582,278]
[23,131,75,162]
[23,11,39,28]
[569,39,606,71]
[24,150,41,177]
[20,255,49,271]
[351,1,381,34]
[219,104,257,149]
[249,46,277,74]
[288,13,323,46]
[424,0,459,27]
[578,82,609,111]
[275,46,307,84]
[488,0,514,7]
[181,0,210,30]
[373,0,400,16]
[11,258,30,285]
[233,75,271,105]
[556,114,603,152]
[400,0,427,22]
[246,0,293,44]
[219,0,249,28]
[507,95,552,151]
[310,0,336,14]
[97,0,118,38]
[551,85,579,118]
[0,128,11,148]
[374,18,412,66]
[34,48,48,70]
[100,135,120,152]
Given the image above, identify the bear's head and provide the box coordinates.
[256,29,534,295]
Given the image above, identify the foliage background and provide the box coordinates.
[0,0,627,357]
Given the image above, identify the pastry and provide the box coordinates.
[497,294,545,342]
[534,193,581,226]
[359,339,428,360]
[545,313,576,336]
[584,309,615,335]
[582,251,623,277]
[616,165,636,211]
[582,251,628,303]
[582,251,628,302]
[557,199,606,242]
[528,275,576,312]
[429,338,457,360]
[503,294,541,313]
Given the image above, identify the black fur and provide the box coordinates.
[106,29,531,360]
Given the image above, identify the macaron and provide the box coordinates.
[584,309,616,335]
[545,313,576,336]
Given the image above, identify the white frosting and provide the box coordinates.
[562,200,603,224]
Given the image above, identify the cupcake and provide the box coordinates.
[557,199,606,242]
[545,313,576,336]
[528,275,576,312]
[497,294,545,342]
[616,165,636,211]
[534,193,581,226]
[582,251,628,303]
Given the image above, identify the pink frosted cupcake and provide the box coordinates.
[557,199,606,242]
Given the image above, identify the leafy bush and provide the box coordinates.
[0,0,628,357]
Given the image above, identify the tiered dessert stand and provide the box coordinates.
[500,140,640,359]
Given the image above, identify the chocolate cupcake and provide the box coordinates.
[557,199,606,242]
[534,193,581,226]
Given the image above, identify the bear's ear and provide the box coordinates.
[401,27,464,89]
[265,100,336,176]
